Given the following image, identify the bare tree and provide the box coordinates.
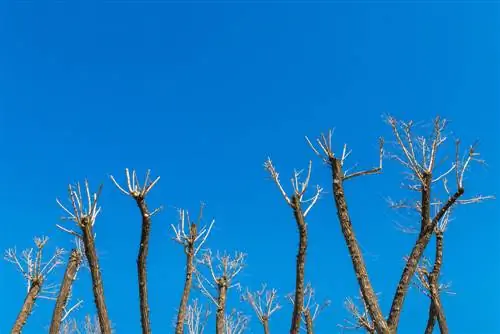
[171,205,215,334]
[338,291,376,333]
[5,236,65,333]
[224,309,250,334]
[242,284,281,334]
[287,283,330,334]
[56,181,112,334]
[184,299,211,334]
[196,250,246,334]
[306,116,486,333]
[49,248,83,334]
[60,314,102,334]
[110,169,161,334]
[264,159,322,334]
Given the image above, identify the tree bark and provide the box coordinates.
[304,309,313,334]
[136,197,152,334]
[425,231,448,334]
[290,195,308,334]
[81,218,112,334]
[262,318,270,334]
[11,280,42,334]
[175,224,197,334]
[49,249,82,334]
[330,158,389,333]
[387,186,463,330]
[216,279,228,334]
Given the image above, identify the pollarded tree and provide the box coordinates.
[171,204,215,334]
[5,236,65,333]
[56,181,112,334]
[242,284,281,334]
[263,159,323,334]
[110,169,161,334]
[196,250,246,334]
[304,116,490,333]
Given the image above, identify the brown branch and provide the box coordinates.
[176,222,197,334]
[81,217,112,334]
[216,278,228,334]
[11,279,42,333]
[136,197,152,334]
[49,249,83,334]
[425,231,448,334]
[330,158,389,333]
[304,309,313,334]
[290,195,308,334]
[387,188,463,330]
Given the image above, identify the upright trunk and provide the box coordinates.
[262,318,270,334]
[330,159,388,333]
[175,226,196,334]
[82,219,112,334]
[216,279,228,334]
[304,310,313,334]
[136,198,152,334]
[290,195,307,334]
[11,280,42,334]
[49,249,82,334]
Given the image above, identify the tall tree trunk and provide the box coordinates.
[330,159,389,333]
[49,249,82,334]
[175,226,196,334]
[216,280,228,334]
[290,195,308,334]
[11,280,42,334]
[136,198,152,334]
[82,218,112,334]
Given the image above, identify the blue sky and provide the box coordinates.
[0,2,498,333]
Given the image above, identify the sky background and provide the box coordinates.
[0,1,499,333]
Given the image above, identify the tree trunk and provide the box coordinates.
[136,198,152,334]
[290,195,307,334]
[387,186,462,330]
[49,249,82,334]
[11,280,42,334]
[175,226,196,334]
[82,218,112,334]
[216,280,228,334]
[263,319,270,334]
[304,309,313,334]
[426,231,448,334]
[330,158,389,333]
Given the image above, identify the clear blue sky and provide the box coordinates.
[1,2,498,333]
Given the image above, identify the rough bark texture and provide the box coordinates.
[216,279,228,334]
[11,279,42,334]
[136,197,152,334]
[304,310,313,334]
[82,218,112,334]
[49,249,82,334]
[425,231,448,334]
[175,224,197,334]
[330,158,389,333]
[290,195,308,334]
[387,186,463,330]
